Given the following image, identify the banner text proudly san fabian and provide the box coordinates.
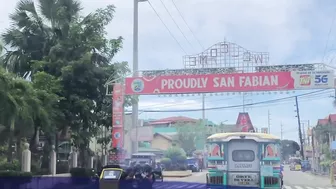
[125,72,295,95]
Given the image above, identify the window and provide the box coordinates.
[102,170,121,180]
[232,150,255,162]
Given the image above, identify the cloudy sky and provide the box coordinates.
[2,0,336,142]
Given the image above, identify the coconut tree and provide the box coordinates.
[1,0,81,75]
[0,68,34,161]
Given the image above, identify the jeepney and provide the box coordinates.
[130,153,156,167]
[289,157,301,171]
[206,132,282,189]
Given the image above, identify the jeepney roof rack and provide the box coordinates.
[207,132,280,142]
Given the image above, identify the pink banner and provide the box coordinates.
[236,112,254,132]
[112,127,124,148]
[125,72,295,95]
[112,83,124,128]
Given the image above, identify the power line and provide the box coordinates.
[134,93,332,113]
[124,91,332,114]
[137,89,333,109]
[322,8,336,63]
[158,0,195,52]
[131,89,333,113]
[147,0,187,54]
[171,0,204,50]
[138,89,328,112]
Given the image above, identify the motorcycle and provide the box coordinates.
[153,167,164,182]
[130,170,153,189]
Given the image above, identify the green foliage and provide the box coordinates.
[164,147,187,164]
[173,121,206,155]
[280,140,300,159]
[0,170,33,177]
[175,155,187,163]
[0,159,20,171]
[0,0,130,166]
[160,157,172,165]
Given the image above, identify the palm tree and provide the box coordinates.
[1,0,81,76]
[0,68,32,161]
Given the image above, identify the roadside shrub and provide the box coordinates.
[160,158,171,165]
[176,155,187,164]
[164,147,185,162]
[0,170,33,177]
[179,165,187,171]
[0,160,20,171]
[0,170,33,188]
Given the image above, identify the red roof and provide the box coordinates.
[316,114,336,127]
[148,116,197,125]
[329,114,336,123]
[317,119,328,126]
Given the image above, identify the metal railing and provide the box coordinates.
[206,173,224,186]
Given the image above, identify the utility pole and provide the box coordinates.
[280,122,283,140]
[268,110,271,134]
[295,96,304,159]
[302,123,306,145]
[131,0,147,153]
[131,0,140,154]
[307,121,311,146]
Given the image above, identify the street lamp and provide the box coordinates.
[132,0,147,153]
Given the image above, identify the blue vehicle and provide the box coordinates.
[186,157,200,172]
[301,160,311,171]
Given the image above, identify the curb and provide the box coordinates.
[162,175,192,178]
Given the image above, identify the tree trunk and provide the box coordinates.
[6,118,15,162]
[79,144,86,168]
[16,139,22,164]
[29,125,39,152]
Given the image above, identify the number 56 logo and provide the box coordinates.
[315,75,328,84]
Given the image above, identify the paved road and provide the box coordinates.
[153,167,334,189]
[163,171,207,183]
[283,165,332,189]
[154,171,207,189]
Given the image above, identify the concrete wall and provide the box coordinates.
[151,135,173,151]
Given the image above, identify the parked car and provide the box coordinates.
[186,157,200,172]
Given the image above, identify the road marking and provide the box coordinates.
[284,185,293,189]
[175,184,189,188]
[186,184,198,188]
[306,187,315,189]
[294,186,304,189]
[195,184,205,188]
[317,187,326,189]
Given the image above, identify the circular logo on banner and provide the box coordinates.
[114,132,121,139]
[131,79,144,93]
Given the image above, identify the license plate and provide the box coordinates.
[238,182,250,185]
